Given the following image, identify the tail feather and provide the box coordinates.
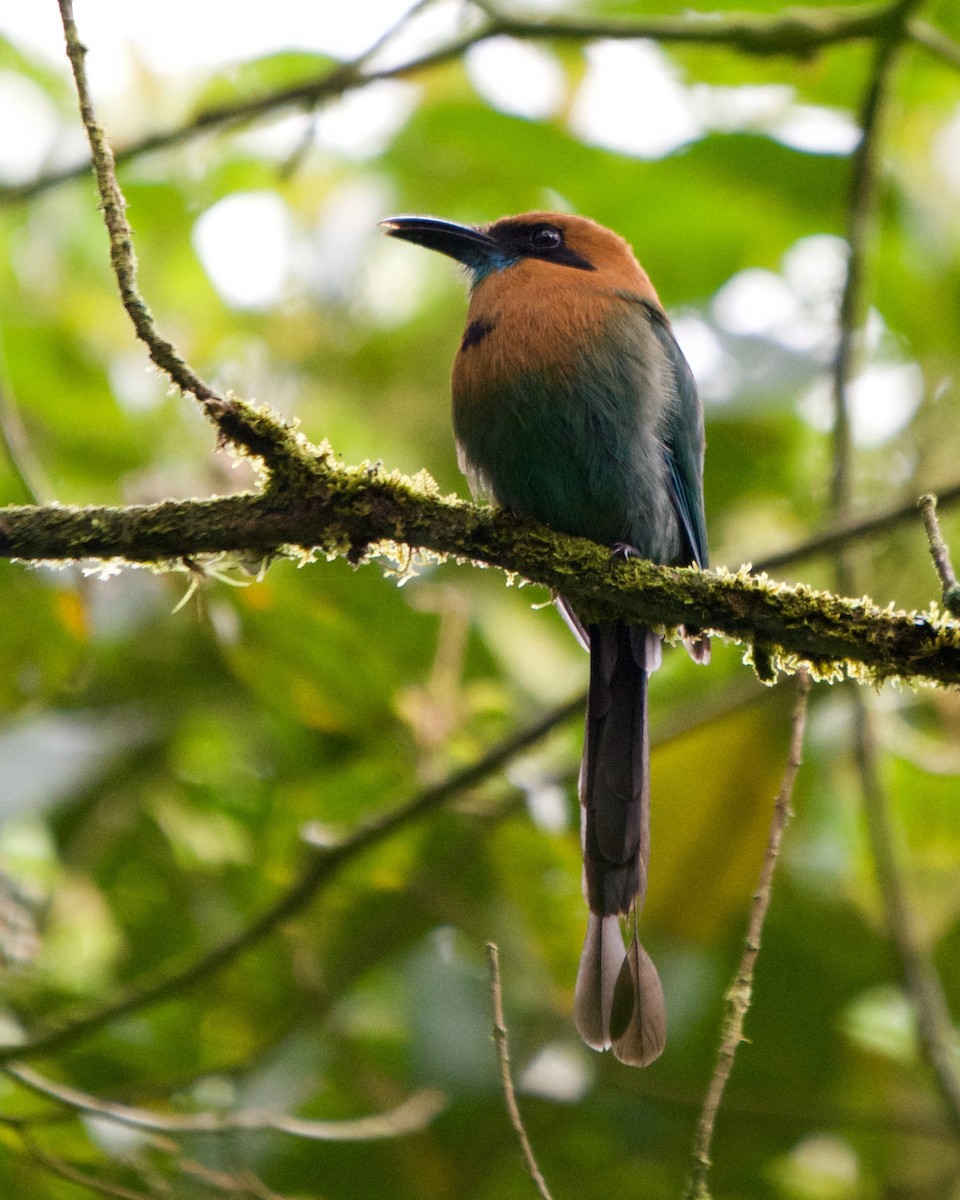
[576,621,666,1066]
[611,934,667,1066]
[573,914,626,1050]
[580,623,652,915]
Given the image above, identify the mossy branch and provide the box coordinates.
[1,422,958,688]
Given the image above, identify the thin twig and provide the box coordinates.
[919,494,960,614]
[0,695,581,1064]
[57,1,218,408]
[753,478,960,573]
[487,943,554,1200]
[5,1063,445,1142]
[853,695,960,1141]
[13,1059,953,1146]
[830,2,917,523]
[683,673,811,1200]
[55,0,300,474]
[278,0,438,179]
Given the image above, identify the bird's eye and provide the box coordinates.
[530,225,563,251]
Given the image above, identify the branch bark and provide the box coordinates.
[2,449,959,686]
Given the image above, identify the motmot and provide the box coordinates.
[381,211,708,1066]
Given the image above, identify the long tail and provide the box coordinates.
[573,621,666,1067]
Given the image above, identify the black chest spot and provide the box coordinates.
[461,317,497,351]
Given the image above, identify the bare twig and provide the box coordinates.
[278,0,438,179]
[487,943,554,1200]
[57,1,218,408]
[853,696,960,1140]
[5,1063,445,1142]
[919,494,960,614]
[683,673,811,1200]
[55,0,302,475]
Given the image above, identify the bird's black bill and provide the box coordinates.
[380,215,500,272]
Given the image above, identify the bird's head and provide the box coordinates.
[380,211,655,296]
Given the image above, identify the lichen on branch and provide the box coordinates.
[1,427,959,689]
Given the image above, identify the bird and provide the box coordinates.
[380,211,708,1066]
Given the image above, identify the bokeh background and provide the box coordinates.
[1,0,960,1196]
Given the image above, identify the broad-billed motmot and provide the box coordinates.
[381,211,708,1066]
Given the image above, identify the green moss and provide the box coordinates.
[3,439,960,689]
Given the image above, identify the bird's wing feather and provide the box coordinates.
[641,303,708,569]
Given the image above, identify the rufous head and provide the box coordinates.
[381,211,659,301]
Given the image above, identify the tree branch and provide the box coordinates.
[21,1132,151,1200]
[919,494,960,615]
[32,0,960,691]
[496,0,902,55]
[487,943,554,1200]
[1,459,959,686]
[56,0,304,476]
[821,0,960,1149]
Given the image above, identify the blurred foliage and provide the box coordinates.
[1,1,960,1197]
